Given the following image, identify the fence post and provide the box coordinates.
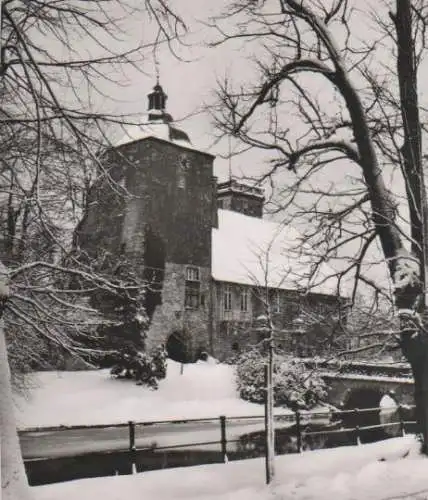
[295,410,302,453]
[354,409,361,445]
[398,405,405,436]
[128,420,136,474]
[220,415,228,463]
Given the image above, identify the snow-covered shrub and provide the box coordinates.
[110,344,167,389]
[236,348,327,409]
[274,357,327,410]
[235,349,267,404]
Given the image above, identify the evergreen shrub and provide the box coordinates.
[236,348,327,410]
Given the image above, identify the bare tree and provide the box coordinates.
[211,0,428,451]
[0,2,185,499]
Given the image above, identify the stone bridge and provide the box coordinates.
[323,373,414,409]
[301,359,414,409]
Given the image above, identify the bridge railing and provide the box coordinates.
[301,358,413,378]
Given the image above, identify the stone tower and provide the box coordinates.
[217,179,265,218]
[76,83,217,358]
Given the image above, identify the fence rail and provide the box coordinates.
[20,404,417,479]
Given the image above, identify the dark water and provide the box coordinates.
[24,416,415,486]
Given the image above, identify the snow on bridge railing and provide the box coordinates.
[301,358,413,378]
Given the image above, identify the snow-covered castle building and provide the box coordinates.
[75,83,345,361]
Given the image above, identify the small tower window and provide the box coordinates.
[186,266,200,281]
[185,266,200,309]
[177,154,190,189]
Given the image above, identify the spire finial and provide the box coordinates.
[154,48,160,86]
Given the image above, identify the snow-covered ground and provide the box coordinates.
[14,359,292,428]
[16,357,428,499]
[32,436,428,500]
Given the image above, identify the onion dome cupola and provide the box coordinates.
[114,81,192,147]
[146,81,191,144]
[147,82,173,123]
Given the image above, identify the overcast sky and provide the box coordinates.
[83,0,428,297]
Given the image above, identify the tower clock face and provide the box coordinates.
[178,154,191,171]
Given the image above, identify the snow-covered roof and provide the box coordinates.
[113,115,200,150]
[212,209,340,296]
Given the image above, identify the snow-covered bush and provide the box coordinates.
[110,344,167,389]
[236,348,327,409]
[274,357,327,410]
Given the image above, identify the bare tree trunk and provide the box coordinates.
[265,339,275,484]
[0,264,30,500]
[1,323,31,500]
[392,0,428,453]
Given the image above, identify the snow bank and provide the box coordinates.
[14,360,291,428]
[32,436,428,500]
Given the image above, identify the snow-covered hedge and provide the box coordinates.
[236,349,327,410]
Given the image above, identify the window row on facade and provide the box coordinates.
[184,265,286,315]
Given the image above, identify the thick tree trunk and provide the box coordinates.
[392,0,428,452]
[0,261,31,500]
[1,318,31,500]
[399,328,428,452]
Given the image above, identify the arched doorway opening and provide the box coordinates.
[166,330,195,364]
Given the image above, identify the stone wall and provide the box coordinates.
[145,262,212,357]
[109,137,216,267]
[75,137,216,356]
[211,280,346,361]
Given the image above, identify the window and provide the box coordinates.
[186,266,200,282]
[177,172,186,189]
[272,291,280,313]
[185,266,200,309]
[185,282,200,308]
[240,287,249,312]
[177,154,190,189]
[224,285,232,311]
[218,199,224,209]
